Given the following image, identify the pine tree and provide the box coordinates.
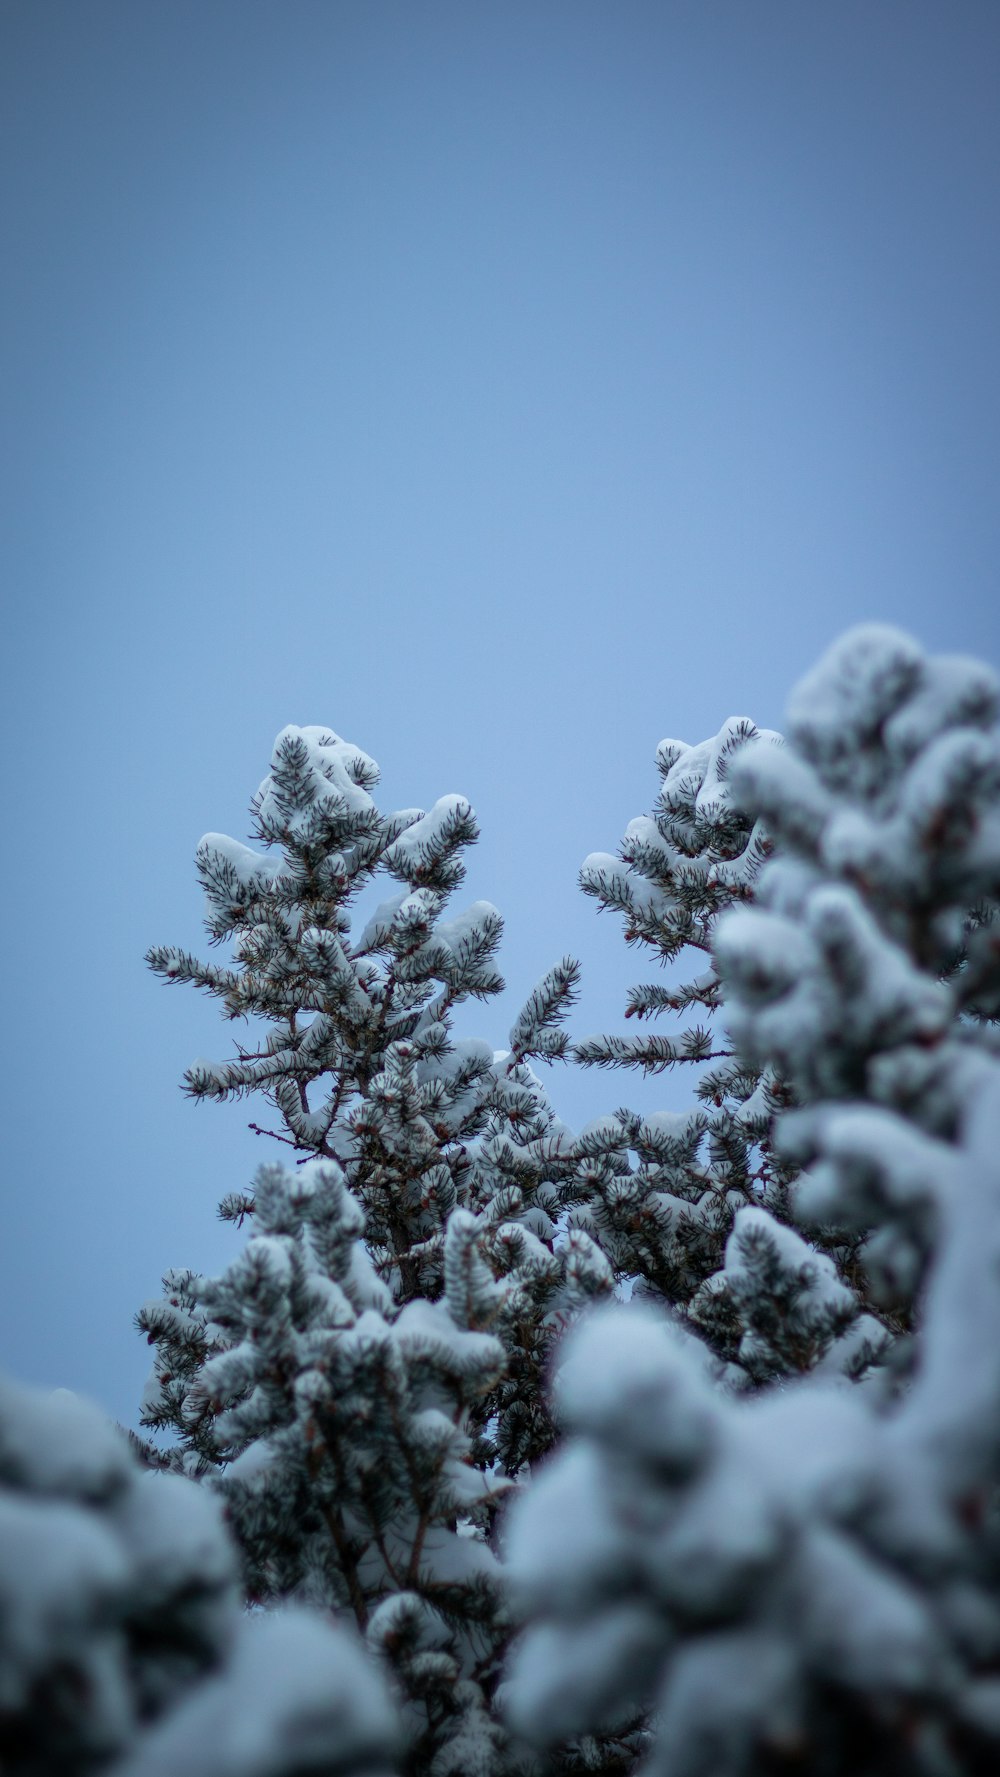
[134,629,1000,1777]
[717,626,1000,1328]
[139,725,613,1774]
[463,959,615,1479]
[505,626,1000,1777]
[573,716,881,1386]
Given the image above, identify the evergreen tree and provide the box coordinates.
[573,717,881,1386]
[132,628,1000,1777]
[140,726,612,1774]
[717,625,1000,1326]
[505,626,1000,1777]
[464,964,616,1478]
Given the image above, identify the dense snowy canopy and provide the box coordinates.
[4,624,998,1777]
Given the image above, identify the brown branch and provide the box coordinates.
[319,1498,370,1631]
[249,1123,299,1148]
[406,1506,432,1590]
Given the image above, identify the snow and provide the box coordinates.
[419,1521,501,1582]
[0,1373,132,1501]
[418,1034,494,1093]
[576,1112,629,1153]
[113,1609,398,1777]
[641,1423,784,1621]
[891,1076,1000,1497]
[224,1437,278,1484]
[656,717,781,818]
[504,1443,636,1616]
[622,812,682,867]
[713,906,814,1004]
[654,1629,799,1777]
[638,1110,706,1158]
[383,794,474,870]
[746,1386,875,1513]
[730,739,833,845]
[553,1305,717,1476]
[724,1207,849,1307]
[0,1491,129,1703]
[435,900,502,955]
[885,652,999,758]
[795,1526,945,1694]
[358,888,410,950]
[255,726,380,838]
[786,625,925,777]
[113,1470,236,1600]
[793,1104,958,1227]
[393,1297,505,1382]
[717,886,953,1099]
[197,833,283,892]
[506,1605,663,1745]
[504,1070,1000,1760]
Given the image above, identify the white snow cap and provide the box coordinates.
[657,717,781,816]
[256,725,380,834]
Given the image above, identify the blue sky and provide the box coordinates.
[2,1,998,1426]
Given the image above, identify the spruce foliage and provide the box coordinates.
[573,716,880,1387]
[506,626,1000,1777]
[139,725,610,1774]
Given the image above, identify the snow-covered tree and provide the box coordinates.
[572,716,881,1386]
[716,625,1000,1325]
[141,726,614,1774]
[504,626,1000,1777]
[146,727,507,1299]
[463,963,616,1478]
[134,629,1000,1777]
[0,1371,397,1777]
[137,1152,515,1774]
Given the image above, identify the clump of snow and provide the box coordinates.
[114,1609,399,1777]
[0,1372,399,1775]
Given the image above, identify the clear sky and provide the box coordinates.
[2,1,998,1426]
